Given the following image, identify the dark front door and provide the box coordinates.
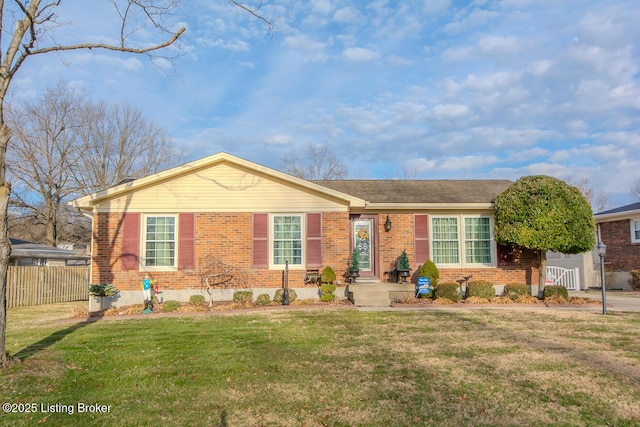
[351,215,377,279]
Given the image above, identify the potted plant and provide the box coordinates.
[349,248,360,283]
[397,249,411,283]
[88,283,118,312]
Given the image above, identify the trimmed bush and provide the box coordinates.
[189,295,206,305]
[162,300,181,313]
[434,282,461,303]
[417,259,439,287]
[543,285,569,299]
[503,283,530,300]
[255,294,271,306]
[233,291,254,304]
[320,293,336,303]
[320,283,337,294]
[466,281,495,300]
[321,266,337,284]
[273,288,297,303]
[89,283,117,297]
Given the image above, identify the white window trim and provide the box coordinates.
[631,218,640,244]
[142,214,178,272]
[430,214,497,268]
[269,213,305,270]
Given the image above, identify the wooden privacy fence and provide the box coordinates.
[6,265,90,308]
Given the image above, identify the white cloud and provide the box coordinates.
[431,104,471,120]
[283,35,326,53]
[311,0,334,15]
[196,38,250,51]
[423,0,452,15]
[333,7,361,24]
[342,47,380,63]
[477,35,521,55]
[265,134,293,145]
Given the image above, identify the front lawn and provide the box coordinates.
[1,302,639,426]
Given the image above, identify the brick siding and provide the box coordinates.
[92,211,540,291]
[599,219,640,271]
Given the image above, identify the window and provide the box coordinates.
[633,219,640,243]
[465,217,492,263]
[432,217,460,264]
[272,215,302,266]
[144,216,176,268]
[431,215,495,266]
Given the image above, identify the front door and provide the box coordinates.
[352,216,376,279]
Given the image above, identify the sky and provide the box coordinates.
[7,0,640,209]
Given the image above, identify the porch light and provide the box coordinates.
[596,240,607,315]
[384,215,392,232]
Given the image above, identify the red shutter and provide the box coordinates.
[121,213,140,271]
[414,214,430,266]
[306,213,322,268]
[252,213,269,268]
[178,213,196,269]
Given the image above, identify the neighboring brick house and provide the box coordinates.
[71,152,540,306]
[595,202,640,290]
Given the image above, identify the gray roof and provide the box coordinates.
[312,180,512,204]
[10,238,90,260]
[595,201,640,216]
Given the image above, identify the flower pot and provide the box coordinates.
[349,269,360,283]
[398,269,410,284]
[89,295,103,312]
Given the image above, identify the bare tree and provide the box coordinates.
[6,82,178,246]
[281,143,348,180]
[6,82,86,246]
[72,101,179,194]
[0,1,270,367]
[197,253,251,307]
[631,177,640,202]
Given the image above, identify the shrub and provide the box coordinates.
[321,266,337,284]
[434,282,461,302]
[503,283,530,300]
[350,248,360,271]
[320,293,336,303]
[233,291,254,304]
[273,288,297,303]
[543,285,569,299]
[466,281,495,300]
[320,283,337,294]
[162,300,181,312]
[398,249,410,270]
[417,259,439,287]
[88,283,117,297]
[189,295,206,305]
[255,294,271,306]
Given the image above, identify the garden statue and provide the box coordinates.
[142,273,155,313]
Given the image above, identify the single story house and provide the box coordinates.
[70,152,540,306]
[594,201,640,290]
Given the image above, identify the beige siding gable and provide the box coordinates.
[94,163,348,213]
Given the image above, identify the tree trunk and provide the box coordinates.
[0,125,11,366]
[539,250,547,298]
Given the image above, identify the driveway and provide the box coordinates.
[570,290,640,313]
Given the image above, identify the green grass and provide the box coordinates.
[1,302,640,426]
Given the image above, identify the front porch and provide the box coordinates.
[348,280,415,306]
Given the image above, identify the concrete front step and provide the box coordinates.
[348,282,414,306]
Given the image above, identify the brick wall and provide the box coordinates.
[92,212,352,292]
[92,211,539,292]
[599,219,640,271]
